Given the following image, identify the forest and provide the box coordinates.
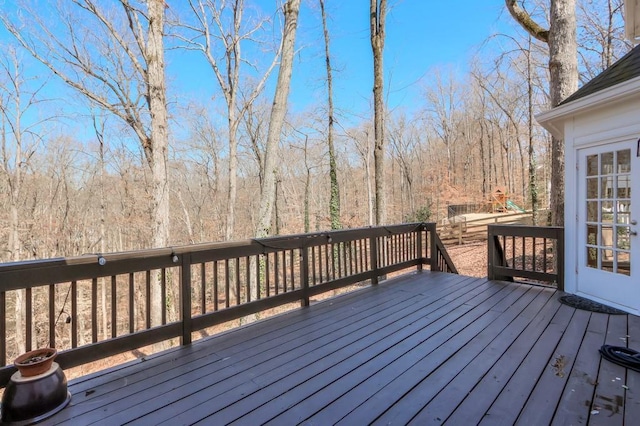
[0,0,632,262]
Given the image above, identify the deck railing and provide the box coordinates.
[0,223,455,386]
[487,224,564,290]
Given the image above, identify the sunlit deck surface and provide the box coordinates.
[49,271,640,425]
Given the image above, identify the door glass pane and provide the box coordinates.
[587,154,598,176]
[601,201,613,221]
[616,226,630,249]
[601,176,614,199]
[587,202,598,222]
[601,152,614,174]
[583,149,632,276]
[618,201,631,223]
[617,149,631,173]
[587,178,598,198]
[601,249,614,272]
[618,175,630,198]
[587,224,598,244]
[617,252,631,276]
[587,247,598,268]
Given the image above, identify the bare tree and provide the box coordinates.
[318,0,341,231]
[178,0,281,241]
[255,0,301,238]
[577,0,630,81]
[506,0,578,225]
[0,47,49,353]
[370,0,387,225]
[2,0,170,326]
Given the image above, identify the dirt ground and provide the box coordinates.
[443,241,487,277]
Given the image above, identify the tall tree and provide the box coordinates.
[0,48,48,353]
[506,0,578,225]
[319,0,341,230]
[370,0,387,225]
[2,0,170,326]
[255,0,301,238]
[180,0,281,241]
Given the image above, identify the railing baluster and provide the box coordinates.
[543,238,548,273]
[370,235,379,285]
[49,284,55,347]
[245,257,251,302]
[111,276,117,338]
[213,262,219,311]
[71,281,78,348]
[255,255,261,300]
[289,250,295,290]
[92,278,98,343]
[128,273,134,334]
[25,288,32,352]
[235,258,241,305]
[274,253,280,295]
[0,291,5,366]
[265,254,271,298]
[311,246,317,286]
[180,253,192,345]
[161,269,167,325]
[301,246,310,307]
[145,271,151,330]
[225,259,230,308]
[201,263,207,314]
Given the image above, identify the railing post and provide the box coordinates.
[416,226,423,271]
[180,253,192,345]
[0,292,5,366]
[300,246,310,307]
[557,227,565,291]
[487,225,509,281]
[370,235,379,285]
[429,223,438,271]
[487,225,495,280]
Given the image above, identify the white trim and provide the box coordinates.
[574,122,640,147]
[536,75,640,138]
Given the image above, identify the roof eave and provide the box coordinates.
[536,74,640,139]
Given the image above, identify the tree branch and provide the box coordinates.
[505,0,549,43]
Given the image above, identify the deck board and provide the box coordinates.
[44,271,640,425]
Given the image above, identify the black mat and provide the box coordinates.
[559,294,627,315]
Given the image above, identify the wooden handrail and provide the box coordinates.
[0,223,457,387]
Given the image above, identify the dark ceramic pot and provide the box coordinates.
[1,362,71,425]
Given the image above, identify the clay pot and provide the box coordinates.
[14,348,57,377]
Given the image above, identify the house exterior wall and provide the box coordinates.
[563,96,640,298]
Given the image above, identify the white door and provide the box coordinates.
[577,140,639,313]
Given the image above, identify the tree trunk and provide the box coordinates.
[255,0,301,240]
[370,0,387,225]
[548,0,578,225]
[320,0,341,231]
[505,0,577,225]
[147,0,170,327]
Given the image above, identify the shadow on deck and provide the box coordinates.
[49,271,640,425]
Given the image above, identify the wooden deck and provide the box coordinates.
[47,271,640,425]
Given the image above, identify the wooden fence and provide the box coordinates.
[0,223,455,386]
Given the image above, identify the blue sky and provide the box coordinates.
[0,1,518,137]
[168,0,515,121]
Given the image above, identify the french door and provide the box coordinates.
[577,140,639,313]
